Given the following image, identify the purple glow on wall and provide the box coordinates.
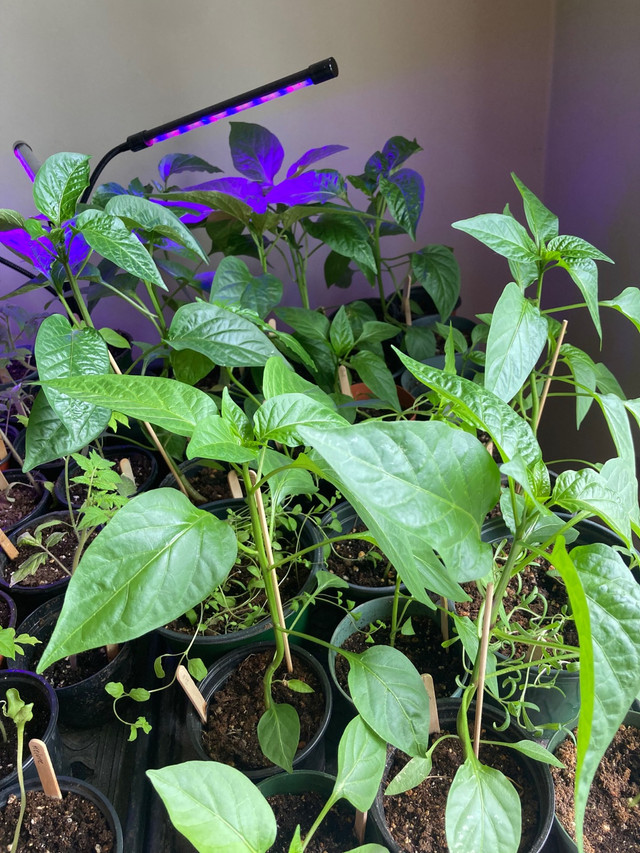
[145,79,313,146]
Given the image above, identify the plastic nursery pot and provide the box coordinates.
[366,699,555,853]
[156,499,324,665]
[185,641,333,783]
[0,511,73,619]
[53,444,159,508]
[328,595,464,717]
[0,425,20,471]
[13,594,135,727]
[320,500,408,602]
[0,775,123,852]
[0,669,64,791]
[548,709,640,852]
[157,458,234,503]
[0,590,17,668]
[0,469,51,536]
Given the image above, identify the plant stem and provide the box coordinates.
[389,573,402,648]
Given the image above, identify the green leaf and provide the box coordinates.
[257,703,299,773]
[304,214,377,273]
[105,682,124,699]
[347,645,431,756]
[275,306,329,341]
[33,152,90,224]
[0,209,26,231]
[286,679,314,694]
[253,393,346,445]
[37,489,237,670]
[332,715,387,810]
[158,190,255,226]
[188,415,257,464]
[76,209,166,289]
[500,739,564,768]
[547,234,612,263]
[329,306,355,358]
[484,282,548,403]
[129,687,151,702]
[511,174,558,244]
[551,468,631,544]
[379,171,423,239]
[147,761,277,853]
[451,213,537,263]
[355,320,398,348]
[170,348,215,386]
[98,328,130,349]
[595,393,634,462]
[188,658,208,681]
[560,344,597,428]
[261,357,336,410]
[168,302,283,367]
[350,351,401,411]
[410,246,461,320]
[386,755,432,796]
[558,257,602,341]
[106,195,208,263]
[344,847,389,853]
[208,256,282,319]
[601,286,640,333]
[446,759,521,853]
[39,374,217,437]
[288,826,304,853]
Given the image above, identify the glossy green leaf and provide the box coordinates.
[39,374,217,437]
[106,195,208,263]
[0,209,26,231]
[254,393,346,445]
[484,282,548,403]
[551,541,640,852]
[500,739,564,768]
[560,344,597,428]
[446,759,521,853]
[379,170,423,240]
[304,214,377,273]
[208,256,282,318]
[551,468,631,544]
[347,645,431,757]
[451,213,537,263]
[592,393,635,462]
[261,448,317,506]
[355,321,398,348]
[547,235,612,264]
[257,703,299,773]
[601,286,640,333]
[261,357,336,410]
[386,754,432,796]
[511,173,558,245]
[169,348,215,386]
[76,209,166,288]
[159,190,254,226]
[275,306,330,341]
[33,152,90,224]
[329,306,355,358]
[411,245,461,320]
[168,302,282,367]
[187,415,257,464]
[147,761,276,853]
[350,351,400,411]
[559,257,602,341]
[332,715,387,810]
[344,846,389,853]
[37,489,237,670]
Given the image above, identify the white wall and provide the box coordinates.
[0,0,555,330]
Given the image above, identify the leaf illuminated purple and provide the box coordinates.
[266,171,344,206]
[229,122,284,184]
[286,144,348,178]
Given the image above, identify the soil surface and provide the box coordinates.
[383,731,540,852]
[4,516,96,587]
[326,519,398,588]
[31,644,110,688]
[168,465,233,502]
[552,723,640,852]
[0,599,11,629]
[0,479,44,530]
[0,789,116,851]
[202,648,326,771]
[267,791,358,852]
[335,614,464,699]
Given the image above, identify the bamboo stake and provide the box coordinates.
[248,470,293,673]
[0,530,18,561]
[119,458,136,489]
[534,319,568,432]
[421,673,440,734]
[227,470,243,499]
[473,582,494,759]
[355,810,368,844]
[0,438,6,462]
[402,275,413,327]
[29,739,62,799]
[105,644,119,662]
[0,470,9,491]
[176,664,208,723]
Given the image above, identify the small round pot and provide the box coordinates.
[0,469,51,536]
[156,500,324,665]
[367,699,555,853]
[0,511,73,618]
[53,444,158,508]
[157,458,234,503]
[549,709,640,851]
[186,641,333,782]
[0,669,63,791]
[13,595,135,727]
[0,775,123,852]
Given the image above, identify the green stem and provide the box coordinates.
[389,573,402,648]
[11,720,27,853]
[301,792,339,851]
[143,279,168,337]
[62,257,93,328]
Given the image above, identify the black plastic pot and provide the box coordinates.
[157,458,234,502]
[400,316,481,395]
[0,591,17,667]
[0,469,51,535]
[0,425,20,471]
[185,641,333,782]
[367,699,555,852]
[13,595,135,727]
[548,709,640,851]
[0,775,123,852]
[0,669,64,791]
[156,499,325,665]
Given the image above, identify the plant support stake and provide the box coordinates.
[534,319,568,432]
[473,581,494,759]
[176,664,208,724]
[0,530,18,561]
[29,739,62,799]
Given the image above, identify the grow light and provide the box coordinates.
[13,140,40,182]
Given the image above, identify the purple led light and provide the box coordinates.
[145,77,313,146]
[13,146,36,182]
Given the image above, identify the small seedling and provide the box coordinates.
[2,688,34,853]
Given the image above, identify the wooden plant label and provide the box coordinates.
[105,644,119,662]
[119,458,136,488]
[0,438,6,461]
[421,673,440,734]
[355,810,368,844]
[0,529,18,561]
[0,369,11,385]
[227,470,243,499]
[338,365,352,397]
[0,470,9,491]
[29,739,62,799]
[176,664,208,724]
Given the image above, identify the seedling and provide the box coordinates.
[2,688,34,853]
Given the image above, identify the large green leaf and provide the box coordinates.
[350,351,400,411]
[105,195,208,263]
[594,393,634,462]
[559,257,602,341]
[560,344,597,428]
[257,703,299,774]
[158,190,254,226]
[208,256,282,318]
[33,152,90,224]
[446,759,521,853]
[547,235,612,264]
[0,209,26,231]
[347,645,431,757]
[451,213,537,263]
[275,306,330,341]
[379,170,423,240]
[304,213,377,273]
[299,420,499,597]
[187,415,257,464]
[552,541,640,852]
[253,393,346,445]
[37,489,237,670]
[512,173,558,245]
[147,761,276,853]
[410,245,460,320]
[261,357,336,409]
[76,209,166,288]
[551,468,631,544]
[484,282,548,403]
[332,715,387,810]
[168,302,283,367]
[39,374,217,437]
[329,306,355,358]
[601,286,640,333]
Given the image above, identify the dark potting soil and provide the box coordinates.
[5,518,96,587]
[335,614,463,700]
[64,451,153,506]
[266,791,359,852]
[0,701,49,779]
[184,465,233,502]
[383,734,540,852]
[552,724,640,852]
[31,644,110,688]
[0,481,43,529]
[326,520,398,588]
[0,599,10,629]
[202,648,325,771]
[0,789,116,852]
